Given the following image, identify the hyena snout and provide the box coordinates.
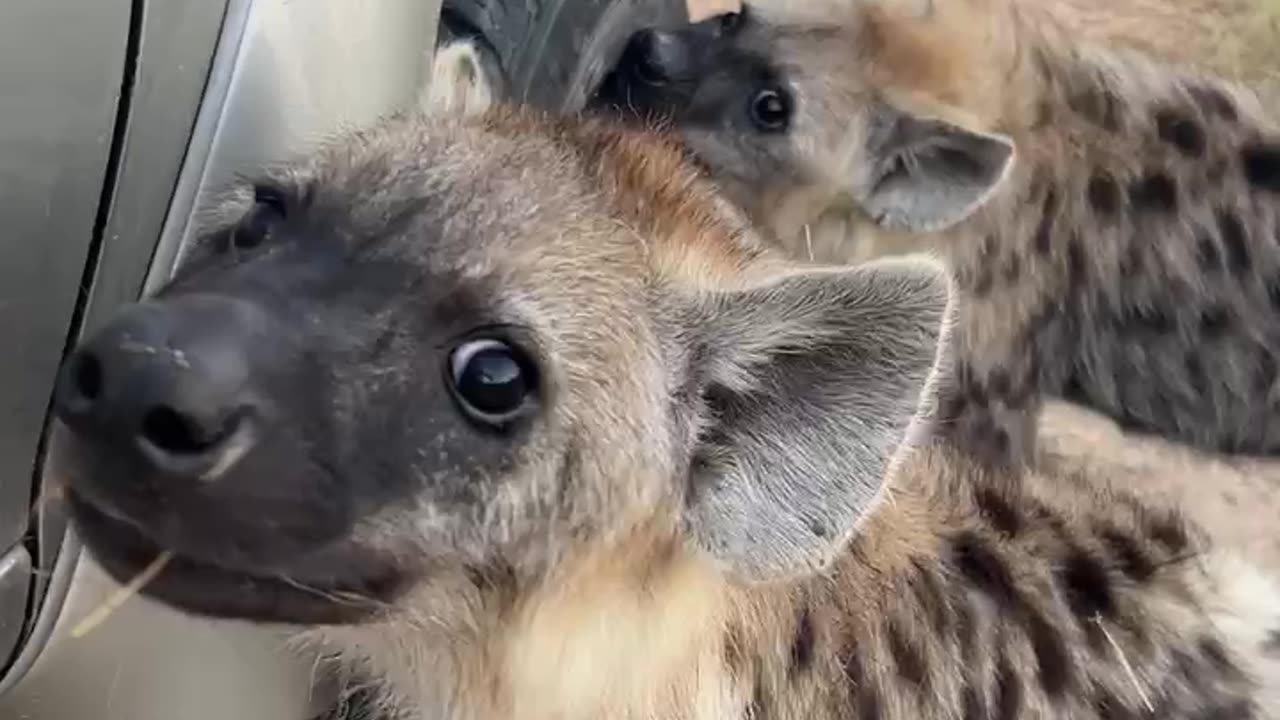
[56,294,268,481]
[619,28,690,87]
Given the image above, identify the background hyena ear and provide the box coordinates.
[682,256,954,582]
[850,105,1015,233]
[421,38,499,117]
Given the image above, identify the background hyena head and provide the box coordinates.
[589,0,1017,239]
[50,106,953,628]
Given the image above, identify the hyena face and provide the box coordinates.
[590,2,1016,235]
[50,107,951,627]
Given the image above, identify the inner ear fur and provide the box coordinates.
[849,103,1015,233]
[681,255,955,582]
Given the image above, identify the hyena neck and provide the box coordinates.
[308,451,1267,720]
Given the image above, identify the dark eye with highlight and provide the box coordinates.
[749,88,793,133]
[446,337,539,430]
[230,184,289,251]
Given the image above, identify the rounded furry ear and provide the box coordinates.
[682,256,954,581]
[850,105,1015,233]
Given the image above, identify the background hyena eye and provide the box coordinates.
[749,88,792,133]
[447,338,537,429]
[230,184,289,251]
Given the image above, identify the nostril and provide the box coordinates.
[73,353,103,402]
[141,406,236,455]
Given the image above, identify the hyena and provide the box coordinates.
[50,104,1280,720]
[588,0,1280,466]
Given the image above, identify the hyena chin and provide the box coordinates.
[51,104,1280,720]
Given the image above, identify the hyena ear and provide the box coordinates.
[850,106,1015,233]
[682,256,953,582]
[421,38,499,116]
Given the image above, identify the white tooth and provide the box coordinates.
[199,423,256,482]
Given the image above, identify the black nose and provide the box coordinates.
[54,294,266,479]
[626,29,681,86]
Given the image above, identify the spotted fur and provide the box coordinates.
[588,0,1280,466]
[54,78,1280,718]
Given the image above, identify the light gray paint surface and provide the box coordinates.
[0,0,441,717]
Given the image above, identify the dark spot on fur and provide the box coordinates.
[1267,278,1280,310]
[1058,544,1116,620]
[989,370,1012,398]
[1189,84,1238,121]
[950,531,1021,609]
[994,653,1022,720]
[856,685,881,720]
[1263,629,1280,655]
[1185,352,1209,395]
[1216,210,1251,274]
[749,670,768,719]
[974,487,1022,537]
[1034,100,1053,127]
[1145,511,1189,553]
[1254,347,1278,393]
[1197,700,1257,720]
[789,606,816,678]
[886,620,928,687]
[1002,254,1022,283]
[1024,605,1073,696]
[942,390,970,422]
[1124,303,1177,334]
[1062,371,1088,403]
[1242,143,1280,192]
[809,519,828,538]
[1199,305,1232,336]
[961,684,987,720]
[465,560,518,600]
[1128,173,1178,212]
[955,594,979,664]
[723,624,747,675]
[910,558,951,634]
[990,426,1011,460]
[1154,108,1206,156]
[1199,635,1242,679]
[1095,525,1157,582]
[968,376,989,407]
[1197,231,1222,270]
[972,267,994,297]
[842,649,881,720]
[1067,236,1087,288]
[1120,244,1144,276]
[1094,689,1138,720]
[1069,85,1121,131]
[1034,188,1058,255]
[1087,173,1120,216]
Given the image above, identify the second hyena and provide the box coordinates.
[589,0,1280,465]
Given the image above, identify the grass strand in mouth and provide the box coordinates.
[70,550,174,639]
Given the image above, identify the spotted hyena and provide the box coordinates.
[589,0,1280,466]
[49,103,1280,720]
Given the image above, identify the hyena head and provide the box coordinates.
[50,106,952,628]
[589,0,1017,237]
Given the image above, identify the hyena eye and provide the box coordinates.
[749,88,792,133]
[230,184,289,251]
[447,338,538,430]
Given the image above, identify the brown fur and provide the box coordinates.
[266,105,1280,720]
